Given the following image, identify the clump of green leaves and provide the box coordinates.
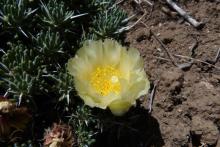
[0,0,127,146]
[0,0,37,37]
[1,43,43,103]
[40,0,75,29]
[69,106,99,147]
[91,4,127,39]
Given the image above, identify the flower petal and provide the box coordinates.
[102,39,124,66]
[119,48,144,79]
[67,57,90,77]
[108,100,133,116]
[78,40,104,63]
[80,93,120,109]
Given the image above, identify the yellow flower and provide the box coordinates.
[67,39,150,116]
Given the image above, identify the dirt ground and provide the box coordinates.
[119,0,220,146]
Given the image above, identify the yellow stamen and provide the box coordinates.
[90,66,121,96]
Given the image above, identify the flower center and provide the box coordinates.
[90,66,121,96]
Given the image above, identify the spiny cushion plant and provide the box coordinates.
[67,39,150,116]
[0,0,147,146]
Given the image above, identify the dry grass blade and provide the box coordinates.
[150,30,179,67]
[174,54,220,70]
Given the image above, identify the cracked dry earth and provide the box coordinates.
[119,0,220,146]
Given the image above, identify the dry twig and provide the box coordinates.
[147,29,219,70]
[149,29,200,70]
[115,11,147,34]
[202,48,220,69]
[150,30,178,67]
[213,48,220,64]
[134,0,153,6]
[166,0,204,29]
[189,39,198,58]
[155,55,220,70]
[178,38,199,70]
[148,80,159,113]
[174,54,220,70]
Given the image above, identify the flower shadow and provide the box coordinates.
[94,106,164,147]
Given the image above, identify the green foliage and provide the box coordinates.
[0,0,37,36]
[1,43,42,101]
[40,0,75,29]
[12,140,35,147]
[35,29,64,57]
[51,69,74,104]
[91,4,127,39]
[69,106,99,147]
[0,0,128,146]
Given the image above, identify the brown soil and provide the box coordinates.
[119,0,220,146]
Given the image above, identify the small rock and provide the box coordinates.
[200,81,214,90]
[191,116,219,146]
